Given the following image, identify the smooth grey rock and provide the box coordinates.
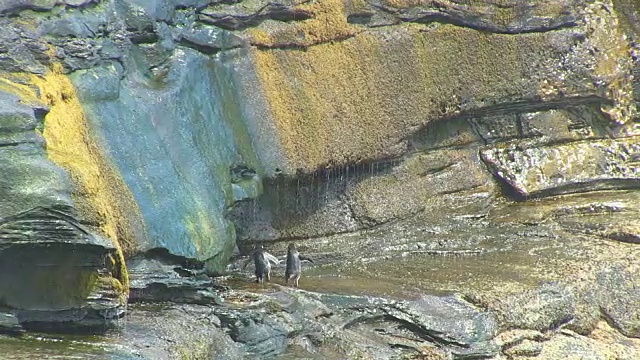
[0,90,73,217]
[114,0,154,30]
[315,292,499,358]
[69,62,122,101]
[39,5,108,38]
[179,24,246,53]
[128,256,225,305]
[173,0,210,7]
[71,48,260,273]
[4,0,98,9]
[0,0,56,14]
[123,303,244,360]
[65,0,95,6]
[0,91,39,132]
[214,303,290,358]
[115,0,175,28]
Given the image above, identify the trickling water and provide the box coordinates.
[325,169,330,203]
[296,178,301,214]
[251,198,257,223]
[345,165,349,187]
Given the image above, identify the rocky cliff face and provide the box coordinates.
[0,0,639,338]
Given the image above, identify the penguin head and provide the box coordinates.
[288,243,296,251]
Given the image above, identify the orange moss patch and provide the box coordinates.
[30,63,146,292]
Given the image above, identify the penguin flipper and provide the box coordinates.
[299,255,314,263]
[264,252,281,264]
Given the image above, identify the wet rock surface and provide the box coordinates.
[1,205,640,359]
[0,0,640,358]
[481,137,640,198]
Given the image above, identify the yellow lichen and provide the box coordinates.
[0,76,41,106]
[29,63,146,293]
[252,23,547,171]
[248,0,361,47]
[587,1,636,125]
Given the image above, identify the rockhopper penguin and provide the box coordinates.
[285,243,314,287]
[244,244,280,283]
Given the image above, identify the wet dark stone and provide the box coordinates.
[315,292,499,358]
[198,3,313,31]
[365,0,579,34]
[128,256,225,305]
[216,308,289,358]
[481,137,640,199]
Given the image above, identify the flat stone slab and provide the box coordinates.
[480,137,640,198]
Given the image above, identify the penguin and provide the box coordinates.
[243,244,280,283]
[285,243,314,287]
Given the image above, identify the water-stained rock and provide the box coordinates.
[198,1,313,31]
[178,24,246,54]
[71,48,261,274]
[493,282,577,332]
[363,0,581,34]
[226,0,632,176]
[481,137,640,199]
[0,0,95,15]
[592,266,640,338]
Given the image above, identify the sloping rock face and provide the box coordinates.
[225,0,640,242]
[0,88,125,332]
[1,0,640,343]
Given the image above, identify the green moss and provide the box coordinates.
[184,205,218,256]
[94,273,127,303]
[204,223,236,275]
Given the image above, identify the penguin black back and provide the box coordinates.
[253,244,269,283]
[286,243,314,287]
